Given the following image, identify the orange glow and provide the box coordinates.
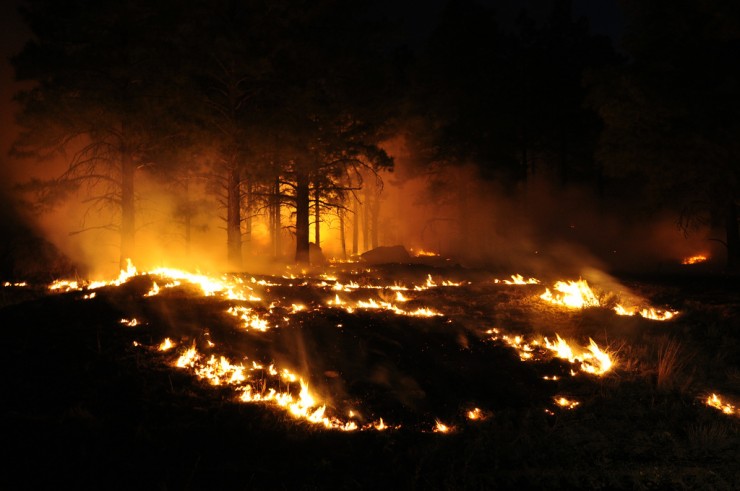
[682,254,709,265]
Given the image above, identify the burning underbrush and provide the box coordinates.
[2,261,739,487]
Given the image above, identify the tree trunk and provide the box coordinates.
[726,199,740,271]
[371,189,380,250]
[339,208,347,260]
[184,179,191,258]
[244,180,252,257]
[314,184,321,247]
[352,194,359,255]
[119,144,135,270]
[295,172,310,264]
[226,165,242,270]
[363,184,370,252]
[272,177,281,258]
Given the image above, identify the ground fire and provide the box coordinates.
[12,257,731,435]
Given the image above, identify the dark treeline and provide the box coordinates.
[9,0,740,271]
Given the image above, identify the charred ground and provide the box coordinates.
[2,264,739,490]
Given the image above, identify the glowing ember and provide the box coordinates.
[413,249,439,257]
[705,393,739,416]
[682,254,709,265]
[120,318,139,327]
[540,279,600,309]
[554,397,580,409]
[3,281,28,287]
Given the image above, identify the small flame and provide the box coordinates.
[158,338,175,351]
[682,254,709,265]
[705,393,738,416]
[554,397,580,409]
[500,274,540,285]
[434,420,452,433]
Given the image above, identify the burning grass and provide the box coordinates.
[2,262,739,488]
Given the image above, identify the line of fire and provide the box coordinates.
[1,1,738,489]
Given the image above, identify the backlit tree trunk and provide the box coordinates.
[314,185,321,247]
[271,177,281,258]
[370,190,380,250]
[363,185,370,252]
[244,180,252,257]
[339,208,347,260]
[119,143,135,270]
[295,172,310,264]
[352,194,359,255]
[226,165,242,270]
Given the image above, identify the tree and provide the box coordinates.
[592,0,740,269]
[12,0,177,269]
[263,0,396,264]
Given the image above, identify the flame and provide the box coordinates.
[3,281,28,287]
[540,280,600,309]
[158,338,174,351]
[639,308,677,321]
[613,304,678,321]
[493,329,614,376]
[434,420,452,433]
[496,274,540,285]
[146,282,160,297]
[554,397,580,409]
[467,407,486,420]
[544,335,614,376]
[682,254,709,265]
[226,306,271,332]
[705,393,739,416]
[49,280,80,292]
[413,249,439,257]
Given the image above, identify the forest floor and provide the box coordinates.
[1,262,739,490]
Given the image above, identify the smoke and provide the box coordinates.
[376,134,714,277]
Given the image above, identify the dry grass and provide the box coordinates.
[687,421,736,455]
[656,337,694,393]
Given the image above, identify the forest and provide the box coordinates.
[4,0,738,278]
[3,2,740,489]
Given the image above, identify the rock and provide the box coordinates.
[360,245,411,265]
[309,243,327,265]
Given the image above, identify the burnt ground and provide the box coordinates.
[1,265,739,490]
